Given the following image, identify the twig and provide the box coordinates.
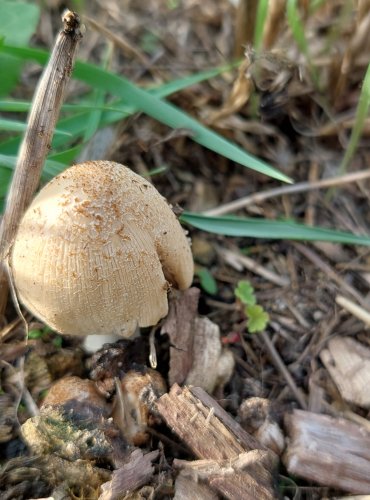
[304,161,319,226]
[293,243,367,308]
[335,295,370,327]
[0,317,23,341]
[204,169,370,216]
[0,10,82,315]
[217,246,289,287]
[259,331,308,410]
[84,15,151,68]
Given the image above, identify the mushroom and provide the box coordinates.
[11,161,193,337]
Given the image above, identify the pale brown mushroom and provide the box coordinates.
[11,161,193,336]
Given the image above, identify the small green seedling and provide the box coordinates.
[195,267,218,295]
[235,279,269,333]
[27,326,62,347]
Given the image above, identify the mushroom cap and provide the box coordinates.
[11,161,193,336]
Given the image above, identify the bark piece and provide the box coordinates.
[161,288,200,386]
[174,451,275,500]
[156,384,277,500]
[99,449,159,500]
[283,410,370,494]
[185,317,234,393]
[161,290,234,393]
[320,336,370,408]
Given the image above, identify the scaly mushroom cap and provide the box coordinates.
[11,161,193,336]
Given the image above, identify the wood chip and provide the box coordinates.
[284,410,370,494]
[161,288,200,386]
[156,384,277,500]
[161,290,234,393]
[320,336,370,408]
[174,473,218,500]
[99,449,159,500]
[185,317,234,393]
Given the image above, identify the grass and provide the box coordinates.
[338,61,370,175]
[0,43,290,183]
[180,212,370,245]
[253,0,269,51]
[286,0,320,89]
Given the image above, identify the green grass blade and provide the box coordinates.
[339,62,370,174]
[0,167,11,197]
[0,64,237,113]
[0,99,31,112]
[0,117,71,136]
[0,99,131,114]
[0,61,240,160]
[74,64,292,183]
[254,0,269,50]
[0,43,292,183]
[0,153,67,177]
[286,0,319,88]
[0,1,40,96]
[287,0,309,55]
[49,146,82,167]
[0,117,33,133]
[148,63,239,95]
[180,212,370,245]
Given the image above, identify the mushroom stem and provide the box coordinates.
[0,11,82,316]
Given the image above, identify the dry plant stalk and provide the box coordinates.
[0,10,82,315]
[262,0,286,49]
[204,169,370,216]
[234,0,258,58]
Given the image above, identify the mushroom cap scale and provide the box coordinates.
[11,161,193,336]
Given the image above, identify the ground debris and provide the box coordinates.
[156,384,278,499]
[161,288,200,386]
[174,472,218,500]
[320,336,370,408]
[99,449,159,500]
[283,409,370,494]
[0,454,110,500]
[161,289,234,393]
[238,397,285,456]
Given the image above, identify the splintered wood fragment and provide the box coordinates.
[99,449,159,500]
[174,473,218,500]
[160,288,200,386]
[190,386,264,452]
[283,410,370,494]
[162,290,234,393]
[320,336,370,408]
[0,10,82,314]
[174,451,276,500]
[156,384,277,500]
